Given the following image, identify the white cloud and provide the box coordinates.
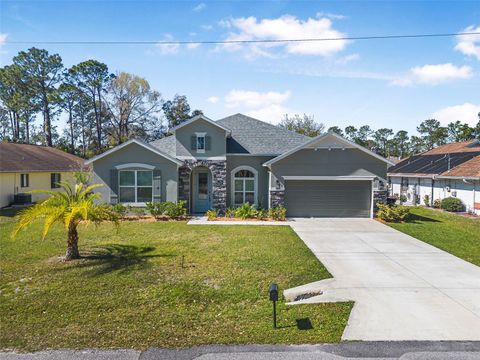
[0,33,7,46]
[155,34,179,55]
[432,103,480,127]
[221,89,293,124]
[193,3,206,12]
[186,43,200,49]
[224,89,291,108]
[219,15,349,57]
[206,96,219,104]
[455,25,480,60]
[245,104,292,124]
[336,53,359,65]
[391,63,473,86]
[201,24,214,30]
[316,12,346,20]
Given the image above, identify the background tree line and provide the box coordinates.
[0,48,202,157]
[2,48,479,160]
[280,113,480,159]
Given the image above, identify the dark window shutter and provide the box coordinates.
[110,169,118,204]
[51,173,60,189]
[153,169,162,202]
[191,135,196,150]
[205,136,211,151]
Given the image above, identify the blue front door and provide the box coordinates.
[194,170,211,213]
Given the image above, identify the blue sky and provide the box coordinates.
[0,0,479,134]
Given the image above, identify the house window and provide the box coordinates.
[196,132,206,153]
[119,170,153,204]
[51,173,61,189]
[20,174,29,188]
[232,167,257,206]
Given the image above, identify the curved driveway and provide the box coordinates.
[285,218,480,341]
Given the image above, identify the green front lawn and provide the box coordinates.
[387,207,480,266]
[0,213,351,351]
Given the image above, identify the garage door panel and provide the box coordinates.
[285,180,371,218]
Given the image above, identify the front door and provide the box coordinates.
[194,170,211,213]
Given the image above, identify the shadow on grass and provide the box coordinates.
[60,244,175,276]
[406,213,441,224]
[296,318,313,330]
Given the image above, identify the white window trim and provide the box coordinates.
[231,165,258,207]
[20,173,29,188]
[195,132,206,154]
[115,163,155,170]
[119,169,153,205]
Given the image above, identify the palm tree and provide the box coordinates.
[12,178,119,260]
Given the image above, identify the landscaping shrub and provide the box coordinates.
[399,195,407,204]
[127,206,147,216]
[268,206,287,221]
[146,201,187,218]
[112,203,127,215]
[205,209,218,220]
[225,207,236,218]
[376,203,410,222]
[423,194,430,207]
[234,203,258,219]
[256,209,268,220]
[433,199,442,208]
[441,197,464,212]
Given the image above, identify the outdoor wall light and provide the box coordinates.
[269,283,279,329]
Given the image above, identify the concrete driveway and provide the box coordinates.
[284,218,480,341]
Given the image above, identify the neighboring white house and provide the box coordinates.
[0,142,85,208]
[388,139,480,215]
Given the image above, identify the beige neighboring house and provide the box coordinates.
[0,142,85,208]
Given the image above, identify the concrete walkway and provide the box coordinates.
[284,218,480,341]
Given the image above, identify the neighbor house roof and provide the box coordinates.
[0,142,85,172]
[438,155,480,178]
[388,139,480,178]
[216,113,311,155]
[423,139,480,155]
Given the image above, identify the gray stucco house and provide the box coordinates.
[86,114,393,217]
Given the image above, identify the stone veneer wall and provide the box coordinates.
[269,190,285,208]
[373,189,388,212]
[178,160,227,213]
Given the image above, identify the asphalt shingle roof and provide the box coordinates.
[440,155,480,177]
[149,135,176,157]
[216,113,311,155]
[150,113,311,156]
[0,142,85,172]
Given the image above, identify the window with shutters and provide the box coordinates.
[51,173,61,189]
[195,132,206,153]
[119,170,153,204]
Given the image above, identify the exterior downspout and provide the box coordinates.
[430,176,435,207]
[462,178,475,214]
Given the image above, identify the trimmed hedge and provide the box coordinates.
[441,197,464,212]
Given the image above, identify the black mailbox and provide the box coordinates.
[269,283,278,302]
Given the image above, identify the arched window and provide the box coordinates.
[232,166,258,206]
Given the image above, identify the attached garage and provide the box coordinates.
[264,132,394,218]
[284,179,372,218]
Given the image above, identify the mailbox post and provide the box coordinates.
[269,283,279,329]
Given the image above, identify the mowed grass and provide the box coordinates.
[0,211,351,351]
[388,207,480,266]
